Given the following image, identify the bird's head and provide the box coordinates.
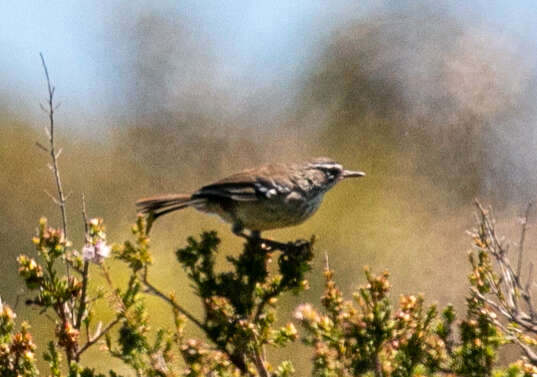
[306,157,365,191]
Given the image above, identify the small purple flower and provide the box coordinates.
[82,241,110,264]
[82,244,95,261]
[94,241,111,263]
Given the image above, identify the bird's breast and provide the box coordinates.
[194,190,325,231]
[235,192,324,230]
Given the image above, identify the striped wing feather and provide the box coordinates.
[194,163,295,201]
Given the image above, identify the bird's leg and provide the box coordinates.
[232,223,294,252]
[232,221,249,239]
[231,221,262,241]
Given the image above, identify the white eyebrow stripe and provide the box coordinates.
[311,163,342,170]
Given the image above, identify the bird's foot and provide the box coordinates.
[258,238,291,251]
[232,224,311,254]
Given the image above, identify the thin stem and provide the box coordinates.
[76,318,121,357]
[253,346,270,377]
[40,53,68,239]
[76,263,90,330]
[525,263,536,319]
[100,264,127,313]
[517,202,533,280]
[472,201,537,364]
[76,194,90,331]
[141,277,205,332]
[142,277,251,369]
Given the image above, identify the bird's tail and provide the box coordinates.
[136,194,203,219]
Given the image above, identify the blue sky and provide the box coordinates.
[0,1,536,129]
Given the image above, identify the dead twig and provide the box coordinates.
[473,199,537,363]
[518,202,533,281]
[39,53,69,270]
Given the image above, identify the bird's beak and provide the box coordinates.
[342,169,366,178]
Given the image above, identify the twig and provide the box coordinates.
[517,202,533,280]
[472,201,537,363]
[252,343,270,377]
[39,53,69,269]
[515,338,537,364]
[76,317,121,357]
[35,141,49,152]
[525,263,536,319]
[100,265,126,313]
[82,193,89,235]
[144,279,249,369]
[76,194,90,331]
[487,312,537,364]
[141,277,205,332]
[44,190,61,205]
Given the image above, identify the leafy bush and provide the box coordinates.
[4,203,537,376]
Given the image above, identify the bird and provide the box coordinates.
[136,157,365,238]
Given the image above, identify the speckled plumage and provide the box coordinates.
[136,157,365,233]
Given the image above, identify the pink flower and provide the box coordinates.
[82,241,110,264]
[82,244,95,261]
[94,241,111,263]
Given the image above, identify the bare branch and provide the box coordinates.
[39,53,69,240]
[65,190,73,201]
[141,277,205,332]
[82,193,89,236]
[35,141,49,153]
[525,263,536,319]
[517,340,537,364]
[252,342,270,377]
[486,313,537,364]
[76,194,90,331]
[44,190,61,205]
[77,317,121,357]
[518,202,533,279]
[472,200,537,363]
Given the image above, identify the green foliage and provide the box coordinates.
[44,341,62,377]
[0,301,39,377]
[5,208,537,376]
[17,217,83,361]
[454,296,503,377]
[295,266,447,377]
[115,215,153,272]
[175,232,313,374]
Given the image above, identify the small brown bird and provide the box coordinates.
[136,157,365,237]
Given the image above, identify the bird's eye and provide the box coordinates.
[324,168,340,181]
[329,168,340,177]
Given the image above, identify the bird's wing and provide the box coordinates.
[194,181,259,202]
[193,164,294,202]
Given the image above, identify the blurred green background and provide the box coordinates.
[2,0,537,374]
